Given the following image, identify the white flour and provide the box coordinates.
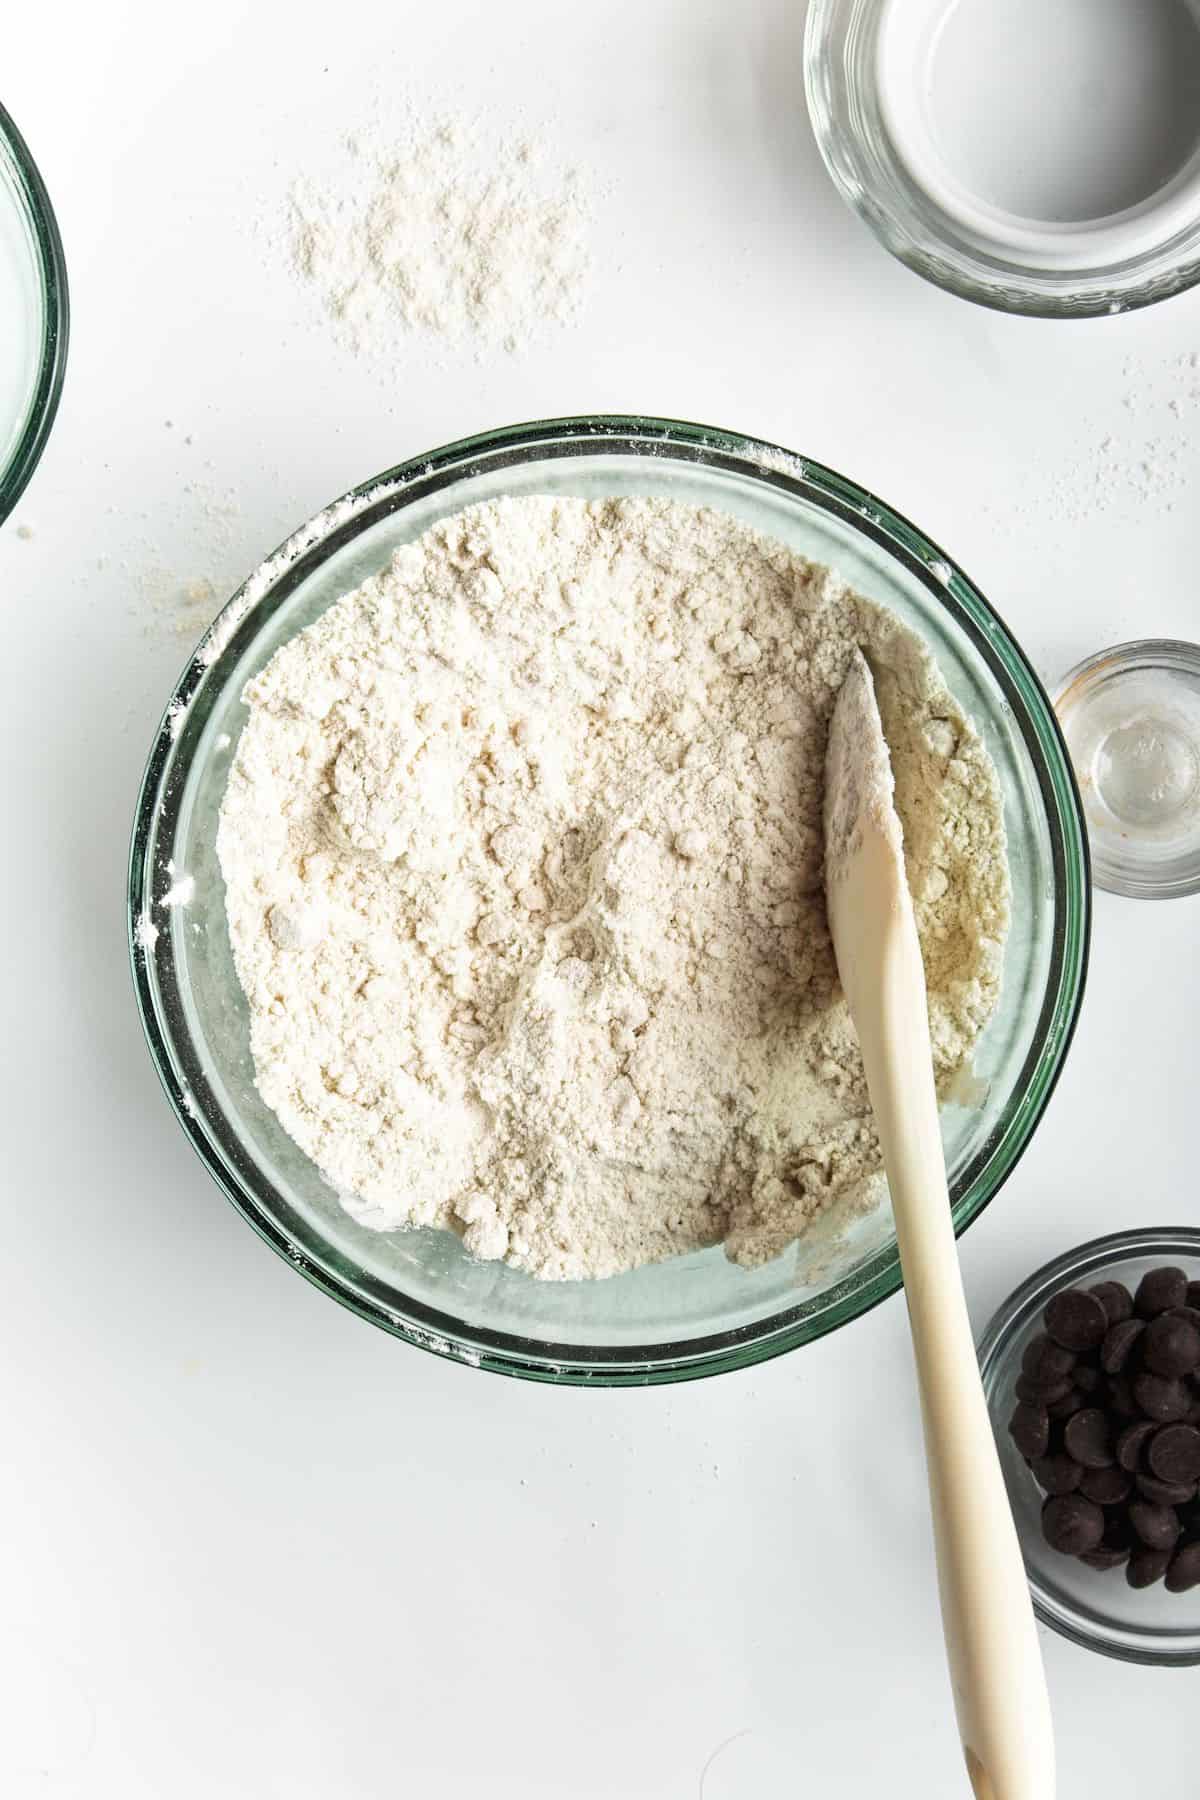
[287,119,590,360]
[218,496,1010,1280]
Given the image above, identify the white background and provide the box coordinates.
[3,2,1198,1793]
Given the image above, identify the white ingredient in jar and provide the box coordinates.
[218,496,1010,1281]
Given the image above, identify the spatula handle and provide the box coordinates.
[862,924,1055,1800]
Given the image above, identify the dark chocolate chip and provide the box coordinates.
[1169,1305,1200,1336]
[1107,1375,1137,1417]
[1136,1473,1196,1507]
[1135,1267,1188,1319]
[1022,1333,1078,1383]
[1079,1466,1132,1505]
[1166,1542,1200,1593]
[1015,1372,1073,1406]
[1127,1547,1173,1589]
[1147,1423,1200,1486]
[1046,1388,1085,1420]
[1129,1501,1181,1551]
[1042,1493,1104,1555]
[1089,1280,1134,1326]
[1187,1280,1200,1311]
[1064,1408,1113,1469]
[1117,1419,1158,1472]
[1143,1313,1200,1378]
[1073,1363,1103,1395]
[1100,1318,1145,1374]
[1045,1287,1109,1352]
[1029,1454,1086,1497]
[1101,1511,1135,1552]
[1080,1546,1131,1570]
[1134,1372,1191,1422]
[1008,1402,1050,1461]
[1031,1453,1082,1496]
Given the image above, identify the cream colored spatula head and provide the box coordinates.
[824,650,1055,1800]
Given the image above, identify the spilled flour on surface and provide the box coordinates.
[218,496,1009,1280]
[285,115,591,362]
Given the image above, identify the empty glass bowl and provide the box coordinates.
[128,416,1090,1383]
[980,1228,1200,1665]
[0,101,68,524]
[805,0,1200,317]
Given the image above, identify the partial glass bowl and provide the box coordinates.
[980,1228,1200,1665]
[1054,640,1200,900]
[0,101,68,524]
[804,0,1200,318]
[128,416,1090,1384]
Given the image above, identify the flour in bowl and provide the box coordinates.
[218,496,1009,1280]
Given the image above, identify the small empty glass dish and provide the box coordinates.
[979,1227,1200,1665]
[0,101,68,524]
[805,0,1200,317]
[1054,641,1200,899]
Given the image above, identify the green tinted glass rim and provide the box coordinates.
[128,415,1092,1385]
[0,102,69,525]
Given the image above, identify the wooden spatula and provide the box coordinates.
[824,649,1055,1800]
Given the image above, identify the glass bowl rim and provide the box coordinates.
[978,1225,1200,1666]
[1053,638,1200,902]
[127,414,1092,1384]
[0,100,69,526]
[802,0,1200,320]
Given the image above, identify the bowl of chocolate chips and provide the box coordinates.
[979,1228,1200,1665]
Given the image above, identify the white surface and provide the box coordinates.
[2,2,1198,1793]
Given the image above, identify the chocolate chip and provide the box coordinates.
[1022,1333,1078,1383]
[1046,1388,1085,1420]
[1090,1280,1134,1325]
[1101,1511,1135,1551]
[1106,1375,1138,1417]
[1100,1318,1145,1374]
[1045,1287,1109,1352]
[1127,1547,1173,1589]
[1135,1267,1188,1318]
[1080,1545,1131,1570]
[1008,1402,1050,1461]
[1117,1420,1158,1472]
[1079,1466,1132,1505]
[1133,1372,1191,1422]
[1143,1313,1200,1378]
[1015,1372,1073,1405]
[1129,1501,1182,1551]
[1166,1542,1200,1593]
[1178,1493,1200,1533]
[1136,1473,1196,1507]
[1064,1408,1113,1468]
[1187,1280,1200,1311]
[1073,1363,1103,1395]
[1147,1423,1200,1486]
[1042,1493,1104,1554]
[1031,1452,1082,1496]
[1169,1305,1200,1335]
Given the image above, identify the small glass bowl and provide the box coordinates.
[129,416,1090,1383]
[804,0,1200,318]
[1054,641,1200,900]
[0,102,68,524]
[979,1228,1200,1666]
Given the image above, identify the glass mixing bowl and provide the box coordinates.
[980,1228,1200,1665]
[128,417,1090,1384]
[0,101,68,524]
